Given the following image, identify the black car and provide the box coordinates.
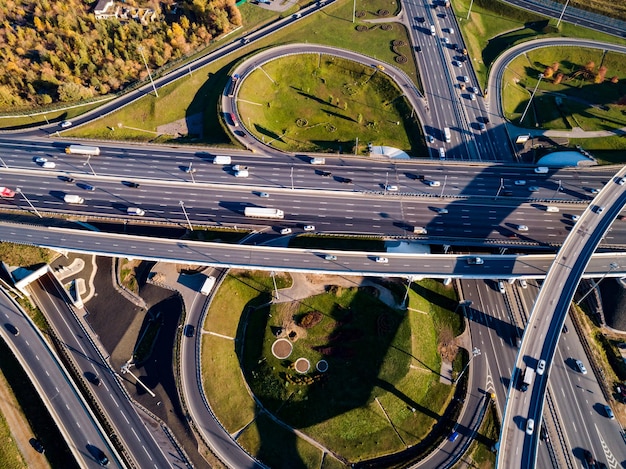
[320,171,332,177]
[87,445,109,466]
[406,173,425,180]
[5,323,19,336]
[59,175,75,183]
[415,45,422,52]
[583,450,595,466]
[562,325,569,333]
[340,177,353,184]
[29,438,45,453]
[123,181,140,188]
[184,324,195,338]
[85,371,102,386]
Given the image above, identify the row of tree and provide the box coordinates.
[543,61,619,85]
[0,0,242,110]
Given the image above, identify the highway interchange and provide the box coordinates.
[1,0,626,468]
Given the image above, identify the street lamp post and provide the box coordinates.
[270,271,279,301]
[520,73,544,124]
[401,276,415,309]
[138,46,159,98]
[556,0,571,28]
[495,177,504,199]
[84,155,96,176]
[179,200,193,231]
[455,347,481,384]
[188,161,195,183]
[16,188,42,218]
[552,179,562,199]
[466,0,475,20]
[576,262,619,305]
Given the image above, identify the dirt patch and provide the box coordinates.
[438,326,459,363]
[156,113,203,138]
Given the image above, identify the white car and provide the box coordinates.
[385,184,398,191]
[526,419,535,436]
[466,257,484,265]
[536,359,546,376]
[520,279,528,289]
[618,178,626,185]
[528,186,539,192]
[514,180,526,186]
[478,122,486,131]
[443,37,450,44]
[469,93,476,100]
[258,192,270,198]
[60,120,73,128]
[453,60,463,67]
[428,180,441,187]
[427,135,434,143]
[462,75,470,83]
[569,214,580,221]
[324,254,337,261]
[436,208,449,214]
[280,228,292,235]
[35,157,56,169]
[375,257,388,264]
[303,225,315,231]
[575,359,587,374]
[232,165,248,171]
[498,281,506,294]
[516,224,529,232]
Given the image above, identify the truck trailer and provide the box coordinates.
[64,194,84,204]
[244,207,284,219]
[520,367,534,392]
[200,275,217,295]
[65,145,100,156]
[443,127,451,143]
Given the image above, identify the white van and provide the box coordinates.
[64,194,84,204]
[430,25,436,36]
[439,148,446,159]
[534,166,549,174]
[546,206,559,213]
[309,157,326,165]
[213,155,232,165]
[127,207,145,216]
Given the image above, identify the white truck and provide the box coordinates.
[521,367,534,392]
[0,187,15,198]
[235,170,249,178]
[443,127,451,143]
[309,157,326,165]
[244,207,284,219]
[430,25,436,36]
[200,275,216,295]
[65,145,100,156]
[213,156,232,165]
[64,194,84,204]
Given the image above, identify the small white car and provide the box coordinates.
[536,359,546,376]
[514,180,526,186]
[427,135,434,143]
[324,254,337,261]
[575,359,587,374]
[375,257,388,264]
[520,279,528,289]
[437,208,449,214]
[385,184,398,191]
[528,186,539,192]
[280,228,292,235]
[469,93,476,100]
[498,281,506,294]
[462,76,470,83]
[259,192,270,198]
[35,157,56,168]
[453,60,463,68]
[428,180,441,187]
[303,225,315,231]
[618,178,626,185]
[516,224,529,232]
[589,188,599,194]
[60,120,73,128]
[526,419,535,436]
[466,257,484,265]
[443,37,450,44]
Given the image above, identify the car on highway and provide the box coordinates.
[303,225,315,231]
[59,175,75,183]
[319,171,332,177]
[78,183,95,191]
[428,180,441,187]
[448,430,459,442]
[528,186,539,192]
[375,257,388,264]
[596,205,605,214]
[498,281,506,294]
[575,359,588,374]
[589,188,599,194]
[385,184,398,191]
[604,404,615,419]
[520,279,527,289]
[540,425,549,441]
[526,418,534,435]
[478,122,486,131]
[184,165,196,173]
[466,257,484,265]
[583,450,595,466]
[442,37,450,44]
[436,208,449,214]
[280,228,292,235]
[35,157,56,168]
[469,93,476,100]
[515,224,529,232]
[258,192,270,198]
[452,60,462,67]
[461,75,470,83]
[536,359,546,376]
[85,371,102,387]
[514,180,526,186]
[184,325,195,338]
[569,214,580,221]
[407,173,425,180]
[618,177,626,185]
[123,181,140,188]
[324,254,337,261]
[502,189,513,196]
[426,135,434,143]
[4,323,19,336]
[60,120,73,128]
[340,177,353,184]
[562,325,569,334]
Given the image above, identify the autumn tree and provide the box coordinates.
[543,66,554,79]
[554,73,564,85]
[551,62,559,72]
[595,65,607,83]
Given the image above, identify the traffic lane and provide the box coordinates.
[0,292,121,468]
[31,275,169,469]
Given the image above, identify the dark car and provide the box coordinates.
[85,371,102,387]
[340,177,353,184]
[320,171,332,177]
[448,430,459,442]
[5,323,19,336]
[123,181,140,188]
[29,438,45,453]
[184,324,195,338]
[59,175,75,183]
[562,325,568,334]
[539,424,548,441]
[583,450,595,466]
[78,183,95,191]
[415,45,422,52]
[87,445,109,466]
[406,173,425,180]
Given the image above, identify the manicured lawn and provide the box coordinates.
[202,271,461,464]
[238,54,418,153]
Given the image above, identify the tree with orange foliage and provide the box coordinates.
[554,73,564,85]
[611,76,619,84]
[551,62,559,72]
[543,66,554,79]
[595,66,607,83]
[585,61,595,72]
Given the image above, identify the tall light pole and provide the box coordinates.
[179,200,193,231]
[466,0,475,20]
[352,0,356,23]
[270,271,279,301]
[16,188,42,218]
[495,177,504,199]
[401,276,416,309]
[556,0,571,28]
[138,46,159,98]
[187,161,196,183]
[455,347,481,384]
[84,155,96,176]
[520,73,544,124]
[552,179,562,199]
[576,262,618,305]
